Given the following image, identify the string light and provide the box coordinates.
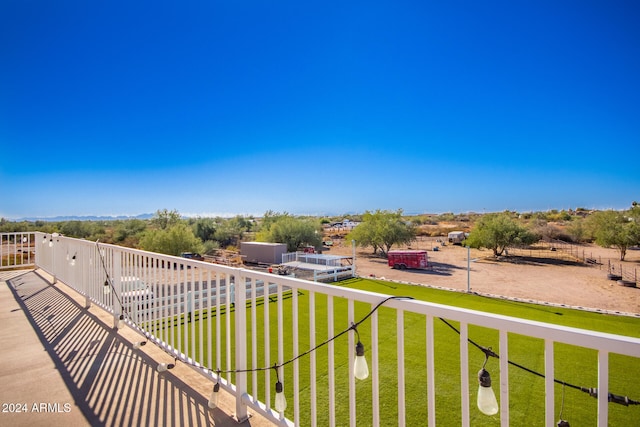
[208,371,221,409]
[438,317,640,415]
[477,350,499,416]
[133,340,147,350]
[352,324,369,380]
[557,383,570,427]
[274,365,287,413]
[157,359,176,373]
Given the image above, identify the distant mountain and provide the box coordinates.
[16,213,154,222]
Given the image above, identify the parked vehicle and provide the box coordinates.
[181,252,204,261]
[448,231,466,245]
[387,250,429,270]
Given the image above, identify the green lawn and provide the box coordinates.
[168,278,640,426]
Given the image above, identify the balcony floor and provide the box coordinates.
[0,269,275,427]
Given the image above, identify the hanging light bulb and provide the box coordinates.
[133,341,147,350]
[477,368,499,415]
[352,324,369,380]
[70,253,76,266]
[275,380,287,412]
[557,420,570,427]
[48,237,54,247]
[354,340,369,380]
[157,361,175,373]
[42,235,47,245]
[118,314,125,329]
[103,280,111,295]
[208,380,220,409]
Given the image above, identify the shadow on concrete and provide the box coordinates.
[4,271,254,427]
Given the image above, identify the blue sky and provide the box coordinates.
[1,1,639,219]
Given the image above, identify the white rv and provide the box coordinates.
[447,231,466,245]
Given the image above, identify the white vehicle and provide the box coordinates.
[120,277,154,310]
[447,231,466,245]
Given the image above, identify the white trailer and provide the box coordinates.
[448,231,466,245]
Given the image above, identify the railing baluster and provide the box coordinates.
[500,330,509,426]
[397,308,405,427]
[263,275,271,410]
[348,299,356,427]
[277,282,284,421]
[372,306,380,427]
[292,284,300,426]
[460,321,470,427]
[426,315,436,427]
[328,295,335,427]
[309,290,317,427]
[250,277,258,403]
[545,339,554,427]
[598,350,609,426]
[226,273,232,379]
[234,271,248,421]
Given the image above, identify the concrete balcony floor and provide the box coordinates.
[0,270,276,427]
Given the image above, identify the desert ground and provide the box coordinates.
[324,236,640,315]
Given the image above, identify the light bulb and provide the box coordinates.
[275,381,287,412]
[208,382,220,409]
[133,341,146,350]
[477,368,499,415]
[157,361,175,373]
[70,255,76,266]
[557,420,570,427]
[49,239,53,247]
[354,341,369,380]
[103,280,111,295]
[118,314,125,329]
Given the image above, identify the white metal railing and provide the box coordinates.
[0,232,36,270]
[6,232,640,426]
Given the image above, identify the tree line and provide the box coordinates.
[2,204,639,261]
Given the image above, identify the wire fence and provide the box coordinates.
[508,239,639,287]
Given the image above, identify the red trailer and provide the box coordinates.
[387,250,429,270]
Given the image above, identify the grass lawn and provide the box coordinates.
[167,277,640,426]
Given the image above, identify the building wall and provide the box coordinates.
[241,242,288,264]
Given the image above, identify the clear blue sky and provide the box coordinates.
[1,1,639,219]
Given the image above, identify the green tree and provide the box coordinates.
[466,213,536,256]
[346,209,416,256]
[214,217,248,248]
[150,209,181,230]
[113,219,147,246]
[257,215,322,252]
[192,217,217,242]
[587,210,640,261]
[138,223,203,256]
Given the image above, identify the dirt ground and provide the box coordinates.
[325,236,640,316]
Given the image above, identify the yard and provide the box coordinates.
[164,277,640,426]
